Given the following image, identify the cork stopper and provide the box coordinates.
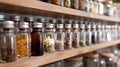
[65,56,83,62]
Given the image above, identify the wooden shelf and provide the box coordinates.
[0,40,120,67]
[0,0,120,22]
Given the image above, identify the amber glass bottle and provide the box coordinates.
[31,21,44,56]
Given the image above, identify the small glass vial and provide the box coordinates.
[101,24,106,42]
[106,25,112,42]
[16,22,31,58]
[44,23,55,53]
[24,16,34,33]
[99,58,106,67]
[85,24,92,46]
[98,0,104,15]
[0,21,16,63]
[91,23,97,44]
[96,24,102,43]
[72,20,80,48]
[79,0,84,10]
[31,22,44,56]
[64,20,72,49]
[79,24,86,47]
[84,0,90,12]
[89,0,94,13]
[55,19,65,51]
[71,0,79,9]
[9,15,20,34]
[64,56,83,67]
[64,0,71,8]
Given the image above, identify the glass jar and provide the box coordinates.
[79,24,86,47]
[106,25,112,42]
[16,22,31,58]
[89,0,94,13]
[98,0,104,15]
[54,60,64,67]
[31,22,44,56]
[96,25,102,43]
[64,0,71,8]
[72,20,80,48]
[101,53,117,67]
[83,54,99,67]
[84,0,90,12]
[64,20,72,49]
[64,56,83,67]
[92,0,98,13]
[91,24,97,44]
[55,19,65,51]
[99,55,106,67]
[0,21,16,63]
[101,24,106,42]
[9,15,20,34]
[24,16,34,33]
[85,24,92,46]
[44,23,55,53]
[71,0,79,9]
[79,0,84,10]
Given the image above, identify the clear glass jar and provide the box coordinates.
[99,56,106,67]
[64,56,83,67]
[64,0,71,8]
[44,23,55,53]
[31,22,44,56]
[89,0,94,13]
[71,0,79,9]
[72,20,80,48]
[98,0,104,15]
[83,54,99,67]
[101,24,106,42]
[101,53,117,67]
[91,24,97,44]
[79,24,86,47]
[96,25,102,43]
[106,25,112,42]
[92,0,98,13]
[24,16,34,33]
[16,22,31,58]
[9,15,20,34]
[54,60,64,67]
[0,21,16,63]
[64,20,72,49]
[55,20,65,51]
[84,0,90,12]
[85,24,92,46]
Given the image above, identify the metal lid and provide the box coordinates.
[33,22,43,28]
[0,14,4,20]
[86,24,91,29]
[19,22,29,28]
[56,24,63,28]
[9,15,20,21]
[97,25,101,28]
[80,24,85,28]
[49,19,56,24]
[72,24,79,28]
[46,23,54,28]
[3,21,14,28]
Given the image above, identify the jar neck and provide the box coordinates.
[19,28,29,32]
[3,28,14,33]
[33,28,43,32]
[56,28,63,32]
[46,28,54,32]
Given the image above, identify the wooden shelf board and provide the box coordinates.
[0,40,120,67]
[0,0,120,22]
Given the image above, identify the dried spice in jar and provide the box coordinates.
[71,0,79,9]
[64,20,72,49]
[44,22,55,53]
[72,20,80,48]
[0,21,16,63]
[16,22,31,58]
[55,19,65,51]
[79,24,86,47]
[64,0,71,8]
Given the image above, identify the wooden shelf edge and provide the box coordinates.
[0,39,120,67]
[0,0,120,22]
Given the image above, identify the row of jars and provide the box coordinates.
[39,0,118,17]
[42,52,118,67]
[0,14,120,63]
